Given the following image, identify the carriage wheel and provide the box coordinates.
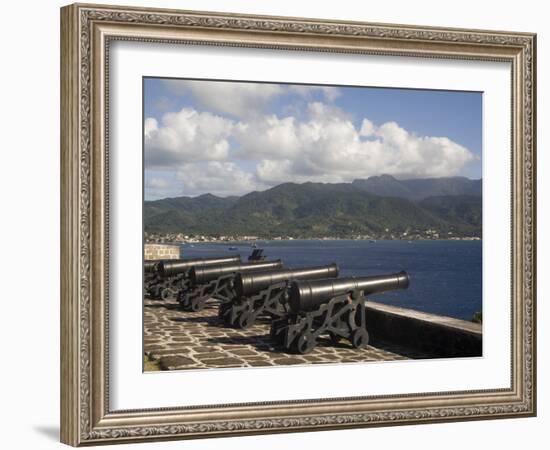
[296,332,316,354]
[237,312,255,329]
[160,288,172,300]
[190,299,205,312]
[350,328,369,349]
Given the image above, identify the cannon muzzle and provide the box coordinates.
[144,260,158,273]
[191,260,283,285]
[289,271,410,312]
[158,256,240,277]
[234,263,339,297]
[144,258,178,273]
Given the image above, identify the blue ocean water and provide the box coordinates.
[180,240,482,321]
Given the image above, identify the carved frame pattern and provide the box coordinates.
[60,3,536,446]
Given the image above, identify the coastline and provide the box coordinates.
[145,236,482,245]
[143,237,482,321]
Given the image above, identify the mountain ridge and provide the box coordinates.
[351,174,482,200]
[144,176,482,238]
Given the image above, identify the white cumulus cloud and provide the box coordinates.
[234,102,475,185]
[163,79,341,118]
[144,100,476,197]
[145,108,234,168]
[175,162,266,197]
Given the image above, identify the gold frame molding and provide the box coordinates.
[60,3,536,446]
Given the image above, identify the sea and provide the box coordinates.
[179,239,482,321]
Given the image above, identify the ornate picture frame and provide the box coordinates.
[60,3,536,446]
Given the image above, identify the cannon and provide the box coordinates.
[144,260,161,293]
[144,260,158,273]
[178,260,284,312]
[145,256,240,300]
[270,271,410,354]
[144,258,176,297]
[219,264,339,329]
[155,256,242,299]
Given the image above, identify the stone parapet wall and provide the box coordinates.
[144,244,181,260]
[366,301,482,358]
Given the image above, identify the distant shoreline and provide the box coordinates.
[145,237,482,246]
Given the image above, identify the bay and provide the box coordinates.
[179,239,482,321]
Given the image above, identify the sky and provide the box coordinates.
[144,77,482,200]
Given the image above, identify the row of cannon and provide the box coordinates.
[144,254,410,354]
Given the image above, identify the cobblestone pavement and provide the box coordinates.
[144,298,430,371]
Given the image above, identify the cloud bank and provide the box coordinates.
[145,81,476,198]
[163,79,340,119]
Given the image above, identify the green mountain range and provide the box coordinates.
[352,174,481,200]
[144,176,482,238]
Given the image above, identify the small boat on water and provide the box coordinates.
[228,246,238,251]
[369,239,377,243]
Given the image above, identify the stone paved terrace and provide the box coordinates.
[144,298,433,371]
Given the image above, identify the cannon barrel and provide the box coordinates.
[159,256,240,277]
[234,264,339,297]
[191,260,283,285]
[145,258,176,272]
[289,271,410,312]
[144,260,158,273]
